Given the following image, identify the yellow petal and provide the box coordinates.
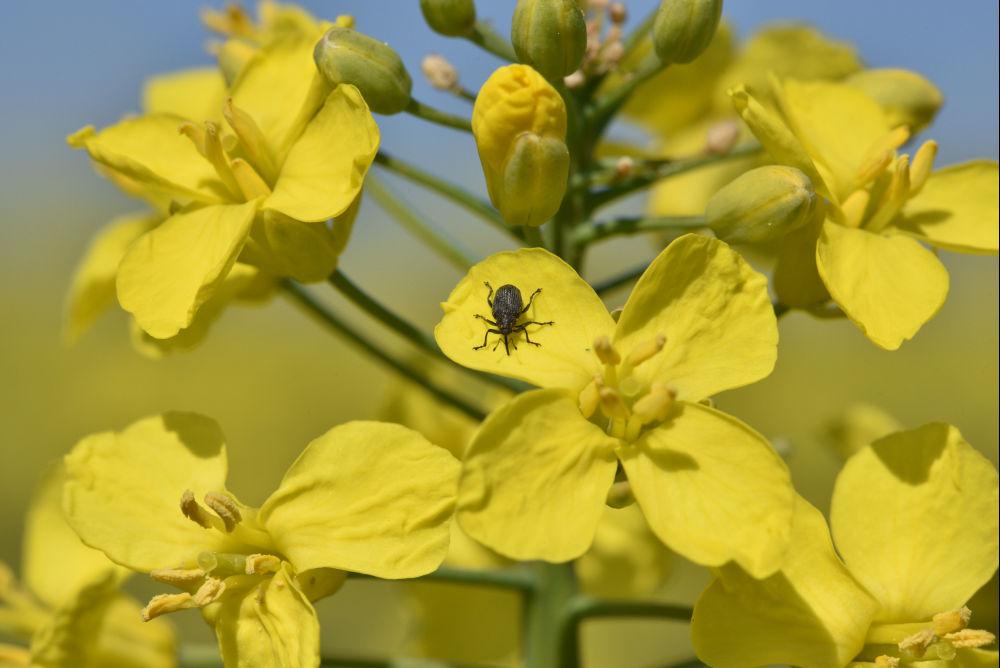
[69,114,227,205]
[730,85,830,200]
[212,563,319,668]
[229,34,328,163]
[63,213,157,343]
[896,161,1000,254]
[63,412,231,572]
[143,67,226,121]
[22,465,120,610]
[261,422,460,579]
[117,201,258,339]
[775,79,892,202]
[620,402,793,578]
[265,85,379,222]
[692,497,878,668]
[614,234,777,402]
[130,263,274,358]
[435,248,615,390]
[773,215,830,308]
[826,404,904,461]
[457,389,619,562]
[830,423,1000,622]
[91,594,177,668]
[576,504,673,599]
[816,220,949,350]
[28,571,118,667]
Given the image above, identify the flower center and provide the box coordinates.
[141,489,281,621]
[862,606,997,664]
[578,334,675,443]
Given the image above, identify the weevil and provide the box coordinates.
[473,282,555,355]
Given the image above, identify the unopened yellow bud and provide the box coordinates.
[706,166,816,244]
[846,68,944,133]
[420,0,477,36]
[512,0,587,82]
[421,54,459,91]
[908,140,938,195]
[933,607,972,636]
[473,65,569,226]
[651,0,723,65]
[625,334,666,367]
[314,28,412,114]
[593,335,621,365]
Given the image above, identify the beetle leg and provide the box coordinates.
[474,328,502,350]
[474,313,498,326]
[519,320,555,327]
[519,288,542,315]
[484,281,494,308]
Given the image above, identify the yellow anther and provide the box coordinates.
[142,592,196,621]
[944,629,996,648]
[632,383,676,424]
[180,489,213,529]
[202,121,241,198]
[867,155,911,233]
[855,149,893,187]
[178,121,207,155]
[578,377,600,419]
[223,99,277,184]
[857,125,911,186]
[192,577,227,607]
[204,492,242,532]
[231,158,272,200]
[841,189,871,228]
[593,335,621,365]
[908,139,938,196]
[899,627,935,658]
[874,656,900,668]
[598,385,630,420]
[150,568,206,588]
[933,606,971,636]
[245,554,281,575]
[625,334,666,367]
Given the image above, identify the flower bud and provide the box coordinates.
[511,0,587,82]
[651,0,724,65]
[846,68,944,133]
[313,27,412,114]
[473,65,569,226]
[420,0,477,36]
[706,166,816,244]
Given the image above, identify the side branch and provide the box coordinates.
[465,20,518,61]
[573,215,706,245]
[406,98,473,132]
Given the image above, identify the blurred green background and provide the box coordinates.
[1,1,996,664]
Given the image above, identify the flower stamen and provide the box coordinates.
[150,567,207,588]
[204,492,242,532]
[625,334,666,367]
[180,489,213,529]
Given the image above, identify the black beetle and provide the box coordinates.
[473,282,554,355]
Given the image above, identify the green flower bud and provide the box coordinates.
[706,166,816,244]
[420,0,477,37]
[313,27,412,115]
[846,68,944,133]
[497,133,570,227]
[511,0,587,82]
[652,0,724,65]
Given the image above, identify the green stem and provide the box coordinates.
[329,269,525,396]
[348,565,536,593]
[557,598,694,668]
[523,226,546,248]
[525,563,577,668]
[372,151,520,242]
[589,143,763,209]
[405,97,472,132]
[573,215,705,245]
[587,54,663,133]
[592,263,647,295]
[282,280,486,421]
[619,6,658,61]
[466,20,517,61]
[366,176,476,271]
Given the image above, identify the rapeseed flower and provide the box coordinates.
[692,423,999,667]
[435,234,794,575]
[0,466,175,667]
[733,77,999,349]
[62,413,459,667]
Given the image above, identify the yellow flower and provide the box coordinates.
[692,423,999,667]
[734,77,999,349]
[434,234,794,575]
[0,466,175,668]
[62,412,460,667]
[68,29,378,339]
